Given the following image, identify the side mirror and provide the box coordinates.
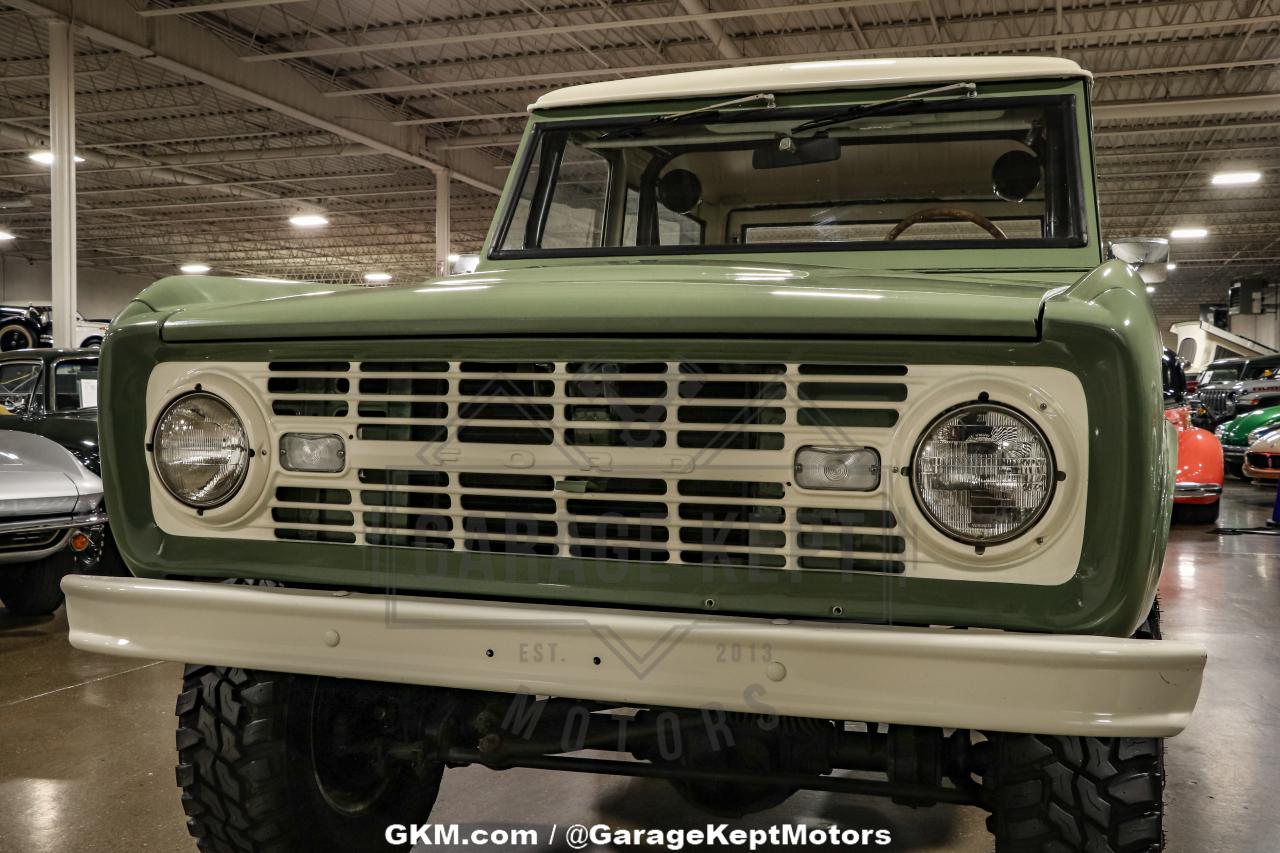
[1110,238,1170,284]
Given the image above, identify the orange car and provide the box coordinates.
[1165,350,1224,523]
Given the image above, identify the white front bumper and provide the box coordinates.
[61,576,1205,738]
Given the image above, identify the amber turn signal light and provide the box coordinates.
[69,530,91,552]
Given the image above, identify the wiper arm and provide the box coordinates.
[789,81,977,134]
[600,92,776,140]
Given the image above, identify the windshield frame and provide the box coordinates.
[49,356,100,413]
[487,87,1093,266]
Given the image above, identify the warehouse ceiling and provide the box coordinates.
[0,0,1277,292]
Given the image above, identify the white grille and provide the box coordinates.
[262,359,910,574]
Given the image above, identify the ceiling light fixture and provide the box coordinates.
[289,213,329,228]
[1211,170,1261,186]
[363,272,392,283]
[1170,227,1208,240]
[0,229,15,242]
[446,253,461,263]
[1166,262,1177,271]
[1145,285,1156,293]
[180,263,211,274]
[29,150,84,165]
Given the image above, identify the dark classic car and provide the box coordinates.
[0,304,45,351]
[0,348,123,574]
[0,305,111,352]
[0,348,102,470]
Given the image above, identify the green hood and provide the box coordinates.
[1219,405,1280,446]
[137,262,1071,343]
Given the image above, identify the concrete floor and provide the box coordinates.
[1,482,1276,852]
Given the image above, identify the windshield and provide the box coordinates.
[0,361,39,416]
[1200,366,1243,385]
[494,95,1083,258]
[52,359,99,411]
[1242,363,1279,381]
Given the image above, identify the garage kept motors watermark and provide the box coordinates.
[384,822,893,850]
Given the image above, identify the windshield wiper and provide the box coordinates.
[789,81,977,135]
[600,92,776,140]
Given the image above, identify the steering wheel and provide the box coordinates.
[884,207,1007,241]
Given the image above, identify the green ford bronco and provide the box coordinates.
[65,57,1204,852]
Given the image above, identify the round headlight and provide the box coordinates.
[911,402,1055,546]
[153,392,250,508]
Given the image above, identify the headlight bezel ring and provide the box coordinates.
[151,390,252,510]
[145,368,272,528]
[909,399,1059,549]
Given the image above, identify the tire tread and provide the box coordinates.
[991,733,1163,853]
[176,665,292,853]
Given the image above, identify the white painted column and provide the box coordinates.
[434,169,451,276]
[48,19,76,349]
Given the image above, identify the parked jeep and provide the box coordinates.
[1223,358,1280,419]
[0,430,105,615]
[63,57,1205,853]
[1193,355,1278,428]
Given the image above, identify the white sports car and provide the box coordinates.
[1243,428,1280,483]
[0,430,106,615]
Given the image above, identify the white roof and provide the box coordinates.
[532,56,1089,111]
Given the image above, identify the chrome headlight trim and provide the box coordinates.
[910,400,1058,547]
[151,391,251,509]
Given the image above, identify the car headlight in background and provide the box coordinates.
[153,392,250,508]
[911,402,1055,546]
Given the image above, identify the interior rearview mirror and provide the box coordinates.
[753,136,840,170]
[1110,238,1170,284]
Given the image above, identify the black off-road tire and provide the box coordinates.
[0,548,75,615]
[986,603,1164,852]
[176,666,444,853]
[1171,499,1220,525]
[987,734,1163,853]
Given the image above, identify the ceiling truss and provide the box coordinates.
[0,0,1273,296]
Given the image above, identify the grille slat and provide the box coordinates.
[1199,388,1232,419]
[263,359,909,575]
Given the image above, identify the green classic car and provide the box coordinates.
[63,57,1204,853]
[1216,404,1280,479]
